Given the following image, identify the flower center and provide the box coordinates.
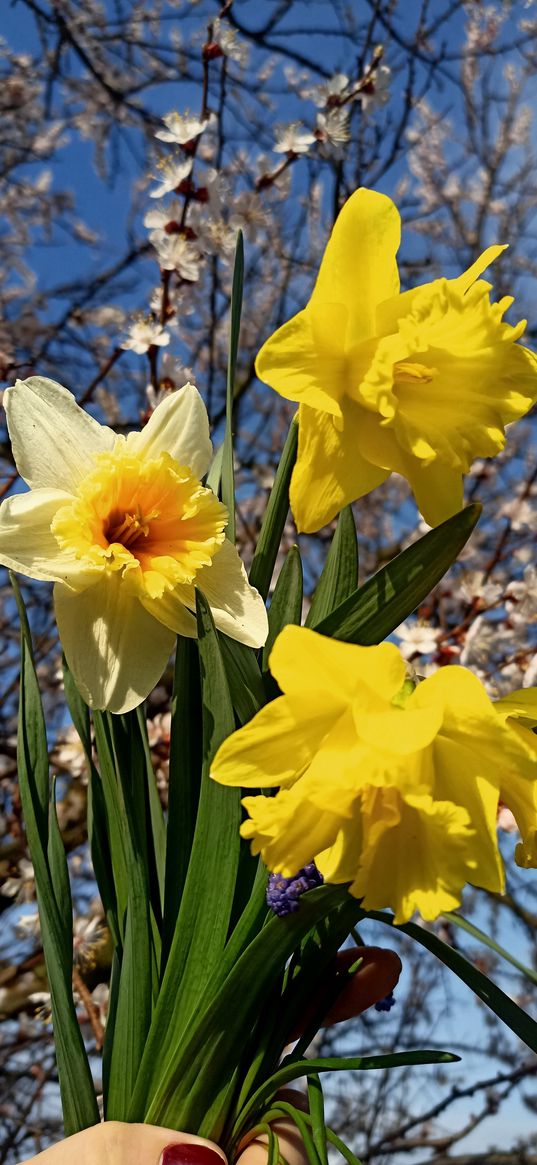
[51,442,228,598]
[393,359,437,385]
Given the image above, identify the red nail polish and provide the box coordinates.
[161,1145,224,1165]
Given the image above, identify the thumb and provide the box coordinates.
[235,1090,309,1165]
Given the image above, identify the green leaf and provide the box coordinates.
[308,1075,329,1165]
[102,712,154,1121]
[62,659,119,945]
[11,575,99,1133]
[266,1101,364,1165]
[316,504,481,644]
[206,442,223,494]
[47,778,73,956]
[263,544,303,699]
[443,911,537,985]
[249,417,298,601]
[370,909,537,1054]
[136,705,167,916]
[130,591,241,1119]
[233,1049,459,1146]
[222,230,244,542]
[219,633,266,725]
[306,507,358,628]
[162,637,202,968]
[142,885,361,1137]
[92,712,130,931]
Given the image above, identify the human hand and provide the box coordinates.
[17,1117,308,1165]
[18,946,401,1165]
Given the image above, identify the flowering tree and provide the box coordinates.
[1,1,537,1161]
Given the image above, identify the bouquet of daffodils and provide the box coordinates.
[4,188,537,1160]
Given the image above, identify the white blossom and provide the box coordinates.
[155,110,211,146]
[273,122,316,155]
[301,72,349,107]
[122,317,170,355]
[149,231,201,280]
[315,108,350,158]
[395,621,441,660]
[149,157,193,199]
[359,64,391,116]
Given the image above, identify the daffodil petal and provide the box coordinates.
[126,382,212,479]
[241,785,343,876]
[454,245,507,294]
[211,692,335,789]
[268,626,405,705]
[142,539,268,648]
[5,377,115,492]
[404,460,464,527]
[54,574,174,713]
[0,488,101,588]
[352,787,476,923]
[432,735,504,893]
[255,308,346,417]
[495,688,537,731]
[291,401,389,533]
[310,188,401,346]
[498,765,537,869]
[191,538,268,648]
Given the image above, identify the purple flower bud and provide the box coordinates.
[375,991,396,1012]
[266,862,323,917]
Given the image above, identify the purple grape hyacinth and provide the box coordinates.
[375,991,396,1012]
[266,862,324,917]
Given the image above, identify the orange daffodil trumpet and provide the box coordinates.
[255,188,537,532]
[0,377,268,713]
[211,626,537,924]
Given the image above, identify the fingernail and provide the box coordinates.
[161,1144,224,1165]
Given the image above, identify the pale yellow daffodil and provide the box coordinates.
[0,377,268,713]
[211,625,537,923]
[256,188,537,532]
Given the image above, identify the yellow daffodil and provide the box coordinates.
[0,377,268,713]
[256,188,537,532]
[211,626,537,923]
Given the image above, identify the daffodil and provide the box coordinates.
[0,377,267,713]
[255,188,537,532]
[211,626,537,923]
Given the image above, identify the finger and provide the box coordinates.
[236,1090,309,1165]
[324,946,402,1025]
[290,945,402,1039]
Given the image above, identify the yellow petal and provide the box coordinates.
[291,401,389,533]
[255,308,346,417]
[495,688,537,732]
[352,700,443,756]
[453,244,507,294]
[4,377,115,493]
[241,785,343,876]
[147,538,268,649]
[432,735,504,893]
[54,573,174,713]
[352,787,477,923]
[310,188,401,347]
[126,382,212,479]
[498,765,537,869]
[192,539,268,647]
[0,488,101,589]
[404,459,464,527]
[267,626,405,705]
[211,691,336,789]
